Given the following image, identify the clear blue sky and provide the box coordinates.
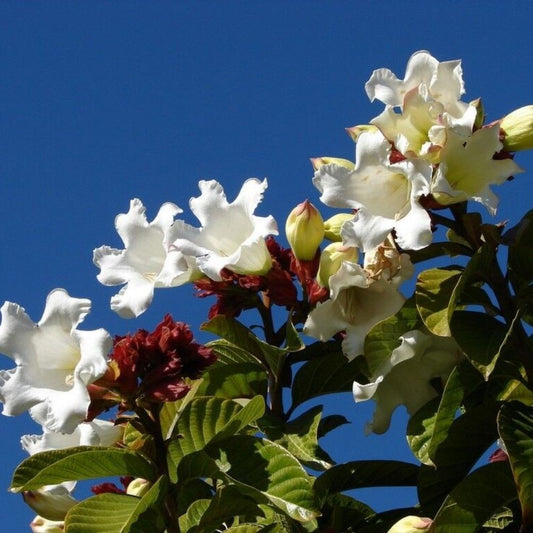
[1,2,533,529]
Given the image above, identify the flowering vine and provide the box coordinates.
[1,51,533,533]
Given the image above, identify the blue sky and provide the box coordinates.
[1,2,533,529]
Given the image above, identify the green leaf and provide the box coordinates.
[197,340,268,398]
[202,316,266,363]
[449,243,497,312]
[11,447,156,492]
[416,267,462,337]
[291,350,367,409]
[178,499,210,533]
[175,478,214,516]
[284,318,305,352]
[450,311,510,379]
[287,338,344,365]
[407,366,466,466]
[197,362,268,399]
[317,414,350,439]
[176,450,220,483]
[212,395,266,443]
[498,401,533,528]
[167,396,264,482]
[186,485,265,533]
[319,493,374,532]
[507,210,533,291]
[364,296,422,377]
[159,378,205,439]
[407,241,473,263]
[313,460,419,505]
[206,435,319,523]
[432,462,517,533]
[222,525,275,533]
[65,476,167,533]
[205,338,264,366]
[259,406,334,471]
[416,402,500,515]
[202,315,289,376]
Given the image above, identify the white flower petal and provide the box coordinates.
[341,209,394,252]
[30,515,65,533]
[23,485,77,522]
[171,179,277,280]
[354,330,461,433]
[22,419,123,456]
[305,262,405,360]
[365,51,466,114]
[315,130,432,252]
[94,198,189,317]
[109,277,155,319]
[30,375,92,434]
[393,197,433,251]
[0,290,110,433]
[314,131,411,217]
[432,125,524,214]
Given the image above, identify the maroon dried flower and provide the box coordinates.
[107,315,216,403]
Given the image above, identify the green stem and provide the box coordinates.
[257,294,286,419]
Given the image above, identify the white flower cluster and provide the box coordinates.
[94,178,278,318]
[0,51,527,526]
[314,50,522,254]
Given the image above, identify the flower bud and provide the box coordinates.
[500,105,533,151]
[126,478,152,497]
[285,200,324,261]
[317,242,358,288]
[387,516,433,533]
[323,213,354,242]
[310,157,354,171]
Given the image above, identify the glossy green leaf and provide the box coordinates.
[407,366,466,466]
[291,350,367,409]
[182,485,265,533]
[197,340,268,398]
[416,402,500,514]
[202,315,288,376]
[11,447,156,492]
[507,210,533,290]
[176,450,220,483]
[284,317,305,352]
[197,362,268,399]
[498,401,533,528]
[287,338,344,365]
[314,460,419,505]
[159,378,204,439]
[222,525,273,533]
[259,405,334,471]
[449,243,497,312]
[167,396,264,481]
[65,476,167,533]
[416,267,462,337]
[317,414,350,439]
[407,241,473,263]
[450,311,509,379]
[206,435,319,523]
[178,498,210,533]
[319,492,374,532]
[364,296,422,376]
[175,478,214,516]
[432,462,517,532]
